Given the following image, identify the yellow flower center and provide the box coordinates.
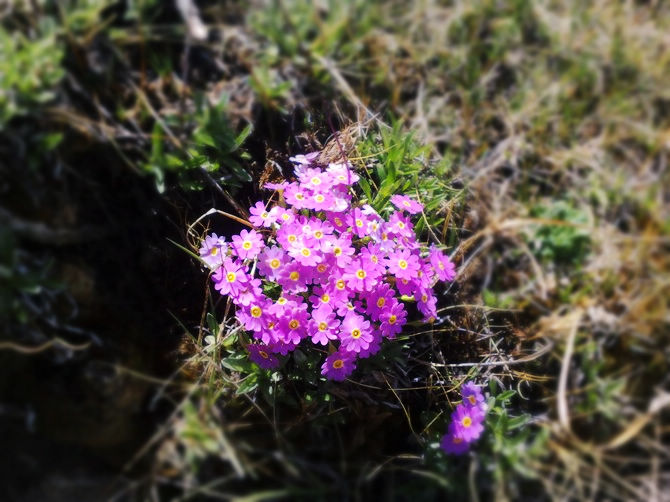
[289,319,299,330]
[467,395,477,406]
[398,222,405,229]
[270,259,280,269]
[289,271,300,281]
[421,294,428,302]
[333,247,342,256]
[398,259,408,269]
[295,193,304,200]
[355,219,363,227]
[318,322,328,331]
[438,262,444,270]
[288,234,297,242]
[403,200,411,207]
[336,279,345,290]
[226,272,236,283]
[356,269,366,279]
[282,213,290,221]
[277,297,287,305]
[321,294,330,303]
[376,297,386,308]
[351,328,361,339]
[462,417,472,428]
[315,194,325,203]
[389,315,397,324]
[251,306,262,318]
[259,350,269,359]
[371,255,378,263]
[334,217,343,226]
[301,248,311,257]
[314,231,323,239]
[210,247,219,256]
[453,437,463,444]
[311,176,321,185]
[261,212,269,218]
[333,359,344,369]
[242,241,252,250]
[317,264,327,273]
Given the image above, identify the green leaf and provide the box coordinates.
[236,374,259,395]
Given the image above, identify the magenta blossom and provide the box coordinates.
[391,194,424,214]
[461,382,486,411]
[321,350,356,381]
[199,233,227,269]
[308,305,340,345]
[339,312,373,353]
[248,344,280,369]
[450,403,485,443]
[378,300,407,338]
[249,202,278,228]
[231,229,264,260]
[441,428,470,455]
[430,246,456,282]
[212,258,248,297]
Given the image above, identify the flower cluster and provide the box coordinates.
[199,152,456,380]
[440,382,487,454]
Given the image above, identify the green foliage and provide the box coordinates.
[483,383,548,481]
[356,121,462,240]
[0,23,64,125]
[528,201,591,265]
[144,95,253,193]
[0,227,63,327]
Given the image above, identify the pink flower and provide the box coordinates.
[351,207,371,238]
[327,162,359,186]
[284,182,310,209]
[390,194,424,214]
[231,229,264,260]
[321,350,356,381]
[364,283,395,321]
[325,234,355,268]
[378,300,407,338]
[257,246,287,281]
[248,344,280,369]
[305,191,334,211]
[440,430,470,455]
[298,168,333,192]
[249,201,278,228]
[308,305,340,345]
[278,304,309,345]
[199,233,227,269]
[277,262,310,293]
[429,246,456,282]
[360,243,386,276]
[387,211,413,239]
[386,249,420,281]
[339,312,373,353]
[288,240,323,267]
[343,258,380,292]
[326,211,351,233]
[238,299,271,332]
[212,258,249,297]
[461,382,486,411]
[450,404,485,443]
[289,151,319,165]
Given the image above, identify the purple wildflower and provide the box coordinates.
[321,350,356,381]
[248,344,280,369]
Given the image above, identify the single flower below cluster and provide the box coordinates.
[441,382,487,454]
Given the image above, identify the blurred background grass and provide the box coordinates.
[1,0,669,500]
